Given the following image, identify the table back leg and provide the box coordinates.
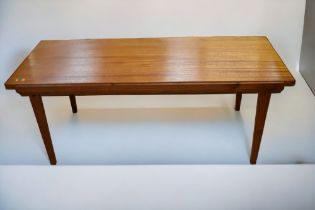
[235,93,242,111]
[250,92,271,164]
[69,95,77,113]
[30,95,57,165]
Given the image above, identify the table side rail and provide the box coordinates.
[9,82,285,96]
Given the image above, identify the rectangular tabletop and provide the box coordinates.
[5,36,295,95]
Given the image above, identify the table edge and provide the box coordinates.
[4,81,293,96]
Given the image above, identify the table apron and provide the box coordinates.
[15,83,285,96]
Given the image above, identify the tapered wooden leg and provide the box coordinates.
[69,95,77,113]
[235,93,242,111]
[250,93,271,164]
[30,95,57,165]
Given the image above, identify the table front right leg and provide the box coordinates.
[30,95,57,165]
[250,92,271,164]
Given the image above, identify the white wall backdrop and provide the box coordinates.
[0,0,306,85]
[1,0,313,165]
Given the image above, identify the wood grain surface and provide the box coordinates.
[5,36,295,95]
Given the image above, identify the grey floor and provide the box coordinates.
[1,165,315,210]
[0,71,314,165]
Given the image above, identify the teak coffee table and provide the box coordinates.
[5,36,295,165]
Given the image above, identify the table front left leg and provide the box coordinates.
[250,92,271,164]
[30,95,57,165]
